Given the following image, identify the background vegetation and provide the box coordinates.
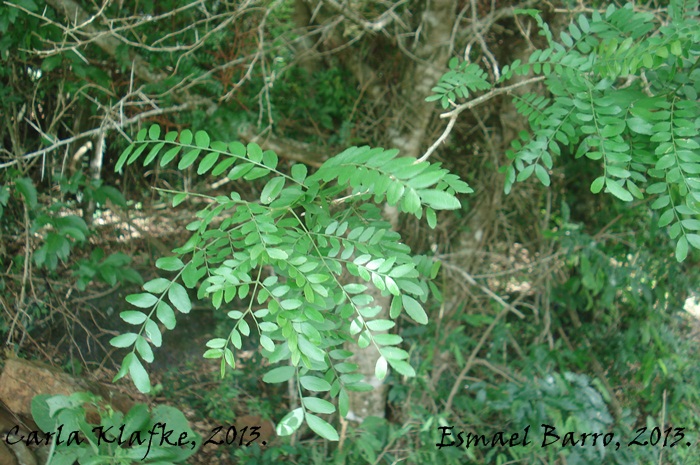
[0,0,698,464]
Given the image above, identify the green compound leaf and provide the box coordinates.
[110,333,138,348]
[148,124,161,140]
[120,311,147,325]
[179,129,193,145]
[260,177,285,204]
[417,190,461,210]
[605,178,633,202]
[300,376,332,392]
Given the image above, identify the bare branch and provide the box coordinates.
[416,115,457,163]
[441,76,545,119]
[2,104,191,169]
[440,261,525,319]
[42,0,168,83]
[321,0,408,34]
[418,76,545,162]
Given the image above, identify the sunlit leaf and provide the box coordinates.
[305,413,339,441]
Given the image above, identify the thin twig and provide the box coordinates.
[2,103,191,169]
[444,303,513,413]
[441,261,525,319]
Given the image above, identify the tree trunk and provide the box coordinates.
[344,0,457,422]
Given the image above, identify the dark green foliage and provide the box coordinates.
[31,392,200,464]
[73,249,142,291]
[1,173,139,288]
[269,66,360,141]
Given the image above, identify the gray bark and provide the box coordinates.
[344,0,458,422]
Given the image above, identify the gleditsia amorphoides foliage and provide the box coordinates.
[111,126,472,440]
[428,1,700,261]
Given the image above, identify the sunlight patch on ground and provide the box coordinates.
[685,295,700,319]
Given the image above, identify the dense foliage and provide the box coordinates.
[32,392,199,464]
[430,2,700,261]
[0,0,697,464]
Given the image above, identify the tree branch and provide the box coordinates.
[44,0,168,84]
[2,104,190,169]
[418,76,545,162]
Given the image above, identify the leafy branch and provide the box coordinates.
[426,1,700,261]
[111,124,472,440]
